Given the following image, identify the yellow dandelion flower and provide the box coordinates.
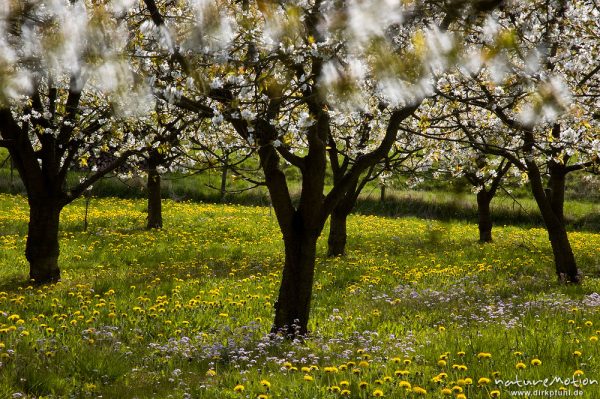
[574,370,584,377]
[233,384,244,392]
[573,351,582,357]
[516,362,527,370]
[531,359,542,366]
[490,390,501,398]
[359,381,369,389]
[260,379,271,389]
[398,381,411,389]
[340,381,350,388]
[341,389,351,396]
[303,375,313,382]
[412,386,427,395]
[478,377,491,386]
[441,388,452,395]
[373,389,384,397]
[438,360,447,367]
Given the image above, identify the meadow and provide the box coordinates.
[0,193,599,398]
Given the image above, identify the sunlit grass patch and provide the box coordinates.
[0,194,599,398]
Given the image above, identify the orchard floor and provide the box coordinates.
[0,193,599,398]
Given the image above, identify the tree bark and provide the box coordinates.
[525,156,579,282]
[476,190,493,242]
[26,199,62,283]
[272,223,319,336]
[147,152,163,229]
[219,162,228,203]
[327,208,349,257]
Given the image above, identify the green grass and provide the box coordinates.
[0,193,599,398]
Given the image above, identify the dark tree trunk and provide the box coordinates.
[476,190,493,242]
[147,152,163,229]
[272,225,319,336]
[26,200,62,283]
[219,162,228,203]
[546,221,578,282]
[327,209,348,257]
[525,152,579,283]
[380,185,386,203]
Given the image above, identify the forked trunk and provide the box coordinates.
[526,157,579,283]
[476,190,493,243]
[26,200,62,283]
[272,229,319,336]
[147,154,163,229]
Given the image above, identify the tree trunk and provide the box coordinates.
[380,185,386,203]
[26,200,62,283]
[525,156,579,283]
[220,162,228,203]
[272,227,319,336]
[546,221,578,282]
[327,209,348,257]
[476,190,493,243]
[147,153,163,229]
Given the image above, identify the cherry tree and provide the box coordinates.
[0,1,152,282]
[132,0,507,335]
[428,0,600,281]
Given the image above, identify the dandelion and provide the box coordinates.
[412,386,427,395]
[206,369,217,377]
[477,352,492,359]
[438,359,447,367]
[330,386,341,393]
[441,388,452,395]
[303,375,313,382]
[398,381,411,389]
[573,351,582,357]
[589,336,598,342]
[490,390,501,398]
[341,390,351,396]
[516,362,527,370]
[359,381,369,389]
[260,380,271,389]
[573,370,584,377]
[340,381,350,388]
[258,395,268,399]
[478,377,491,386]
[233,384,244,392]
[531,359,542,366]
[457,394,467,399]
